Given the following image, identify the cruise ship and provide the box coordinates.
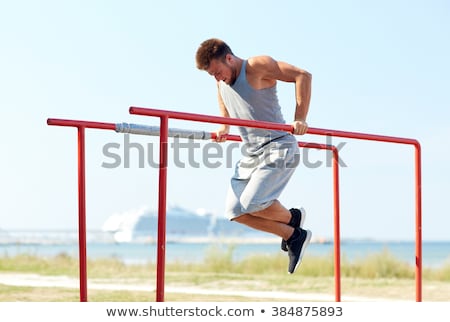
[101,206,260,243]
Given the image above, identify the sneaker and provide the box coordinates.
[287,228,312,274]
[281,207,306,252]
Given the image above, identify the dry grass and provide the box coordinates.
[0,251,449,302]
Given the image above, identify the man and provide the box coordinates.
[195,38,312,274]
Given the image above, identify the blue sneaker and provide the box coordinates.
[281,207,306,252]
[287,228,312,274]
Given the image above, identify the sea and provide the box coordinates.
[1,230,449,268]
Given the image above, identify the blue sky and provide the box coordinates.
[0,0,449,240]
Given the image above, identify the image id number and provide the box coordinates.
[271,306,343,317]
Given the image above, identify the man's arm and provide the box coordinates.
[247,56,312,135]
[291,65,311,135]
[215,82,230,142]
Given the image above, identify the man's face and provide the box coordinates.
[206,56,237,85]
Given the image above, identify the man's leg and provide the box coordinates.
[233,200,311,274]
[232,200,293,239]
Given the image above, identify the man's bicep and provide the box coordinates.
[272,61,308,82]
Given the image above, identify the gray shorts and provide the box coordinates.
[225,134,300,219]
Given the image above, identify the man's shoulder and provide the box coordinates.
[246,56,278,80]
[247,55,276,68]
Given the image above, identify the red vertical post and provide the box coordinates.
[332,148,341,302]
[156,116,169,302]
[415,143,422,302]
[299,141,341,302]
[77,127,88,302]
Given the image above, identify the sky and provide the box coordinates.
[0,0,449,241]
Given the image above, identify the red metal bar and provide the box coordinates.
[415,144,422,301]
[130,107,294,133]
[332,147,341,302]
[307,127,419,145]
[129,107,419,145]
[156,116,169,302]
[130,106,421,302]
[297,142,341,302]
[47,112,421,302]
[47,118,116,302]
[77,127,88,302]
[47,118,116,130]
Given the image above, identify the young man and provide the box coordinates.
[195,38,312,274]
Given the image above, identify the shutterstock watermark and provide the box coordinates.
[101,134,347,169]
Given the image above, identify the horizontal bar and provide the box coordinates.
[129,107,419,146]
[47,116,377,153]
[306,127,419,146]
[116,123,335,151]
[47,118,116,131]
[115,122,212,140]
[129,106,293,132]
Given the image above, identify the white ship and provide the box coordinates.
[101,206,257,243]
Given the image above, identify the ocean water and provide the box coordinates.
[0,231,449,268]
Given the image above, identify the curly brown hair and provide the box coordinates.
[195,38,234,70]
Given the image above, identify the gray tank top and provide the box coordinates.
[219,60,289,152]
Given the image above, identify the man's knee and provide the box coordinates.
[233,214,251,224]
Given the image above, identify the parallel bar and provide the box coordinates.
[129,107,419,145]
[47,111,421,302]
[129,106,421,302]
[130,107,294,133]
